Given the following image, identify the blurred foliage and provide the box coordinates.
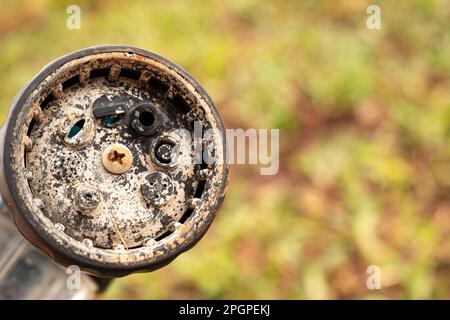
[0,0,449,299]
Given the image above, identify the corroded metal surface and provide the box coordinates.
[0,46,229,276]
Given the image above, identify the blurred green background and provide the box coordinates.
[0,0,449,299]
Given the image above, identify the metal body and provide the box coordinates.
[0,200,100,299]
[0,46,229,277]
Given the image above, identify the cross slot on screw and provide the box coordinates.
[102,144,133,174]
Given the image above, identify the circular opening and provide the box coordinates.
[139,111,155,127]
[155,141,175,164]
[84,193,92,200]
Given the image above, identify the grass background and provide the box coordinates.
[0,0,448,299]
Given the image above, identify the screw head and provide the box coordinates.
[102,143,133,174]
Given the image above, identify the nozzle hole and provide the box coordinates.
[194,180,206,199]
[119,68,141,80]
[62,75,80,90]
[40,93,55,110]
[67,119,85,138]
[90,68,109,79]
[179,208,194,224]
[154,140,176,165]
[139,111,155,127]
[27,119,36,137]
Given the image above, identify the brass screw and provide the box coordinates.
[102,144,133,174]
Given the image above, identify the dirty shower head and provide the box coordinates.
[0,46,229,277]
